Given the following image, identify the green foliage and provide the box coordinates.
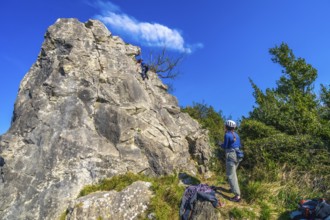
[237,130,329,214]
[241,181,268,204]
[259,203,272,220]
[208,146,226,173]
[182,102,226,172]
[243,133,330,176]
[249,80,320,135]
[276,186,307,210]
[320,84,330,107]
[148,174,185,220]
[229,207,257,219]
[241,43,330,211]
[249,43,321,135]
[182,102,225,145]
[78,172,150,197]
[239,119,279,140]
[78,173,186,220]
[320,84,330,120]
[269,43,317,95]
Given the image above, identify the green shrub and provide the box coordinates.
[182,102,225,145]
[239,119,280,140]
[242,133,330,180]
[208,144,226,174]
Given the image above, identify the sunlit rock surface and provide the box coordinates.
[0,18,211,220]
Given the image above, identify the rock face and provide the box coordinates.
[67,181,153,220]
[0,18,211,220]
[190,200,220,220]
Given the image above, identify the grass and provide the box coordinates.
[259,203,272,220]
[78,172,185,220]
[78,172,150,197]
[73,165,327,220]
[208,163,327,219]
[229,207,257,219]
[241,181,269,204]
[147,174,185,219]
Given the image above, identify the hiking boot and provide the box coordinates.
[229,195,241,202]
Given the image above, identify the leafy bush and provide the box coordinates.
[239,119,280,140]
[182,102,225,145]
[243,133,330,177]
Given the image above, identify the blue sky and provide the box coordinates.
[1,1,330,135]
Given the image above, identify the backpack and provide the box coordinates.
[315,199,330,219]
[298,199,318,218]
[0,156,5,167]
[297,199,330,219]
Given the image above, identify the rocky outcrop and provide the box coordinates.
[67,181,152,220]
[190,200,220,220]
[0,18,211,220]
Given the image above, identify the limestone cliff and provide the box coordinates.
[0,18,211,220]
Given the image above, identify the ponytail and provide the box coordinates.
[231,131,236,142]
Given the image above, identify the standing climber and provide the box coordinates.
[136,59,149,80]
[220,120,242,202]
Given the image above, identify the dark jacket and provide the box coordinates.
[179,184,218,220]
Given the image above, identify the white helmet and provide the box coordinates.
[225,120,236,129]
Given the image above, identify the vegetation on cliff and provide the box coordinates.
[182,43,330,218]
[66,43,329,219]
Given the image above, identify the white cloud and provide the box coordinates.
[87,0,120,13]
[91,1,203,53]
